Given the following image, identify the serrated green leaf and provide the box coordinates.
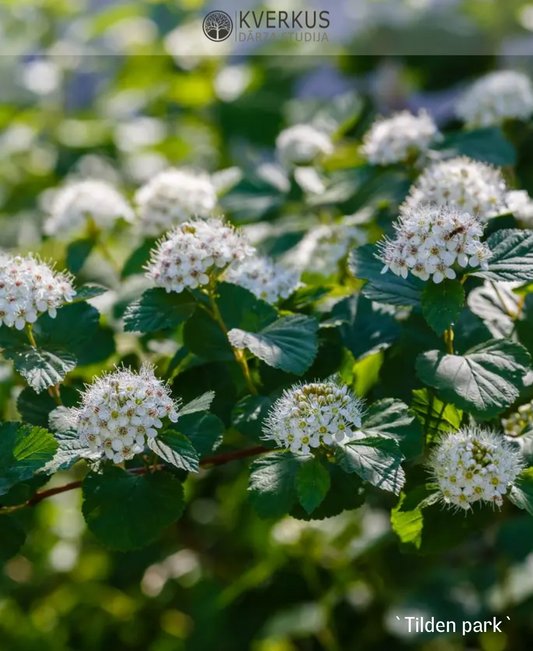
[0,515,26,562]
[3,345,77,393]
[34,302,100,357]
[82,467,185,551]
[336,437,405,495]
[411,388,463,440]
[229,315,318,375]
[124,288,196,333]
[468,282,518,338]
[178,391,215,416]
[473,230,533,282]
[147,430,199,472]
[248,452,304,518]
[416,339,530,419]
[70,284,109,303]
[295,457,331,514]
[174,412,224,457]
[509,468,533,516]
[0,422,58,495]
[41,428,101,474]
[421,279,465,335]
[361,399,422,460]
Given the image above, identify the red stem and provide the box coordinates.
[23,445,269,509]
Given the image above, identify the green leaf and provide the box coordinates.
[473,230,533,282]
[232,395,273,442]
[174,412,225,457]
[216,283,277,332]
[468,282,518,338]
[71,284,109,303]
[411,389,463,440]
[228,315,319,375]
[391,488,440,549]
[331,295,400,360]
[3,345,77,393]
[42,428,101,474]
[336,437,405,495]
[17,386,78,428]
[124,288,196,333]
[0,515,26,562]
[290,465,365,521]
[35,302,100,358]
[295,457,331,514]
[178,391,215,416]
[66,238,95,273]
[121,238,156,278]
[349,245,423,307]
[509,468,533,516]
[438,127,516,166]
[416,339,530,419]
[183,308,234,361]
[147,431,199,472]
[421,280,465,335]
[361,399,423,460]
[0,422,58,495]
[248,452,304,518]
[82,467,185,551]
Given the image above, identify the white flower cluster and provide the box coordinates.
[134,168,218,237]
[223,255,301,304]
[361,110,440,166]
[0,255,75,330]
[378,205,491,283]
[405,157,508,221]
[506,190,533,225]
[146,218,255,294]
[263,381,364,455]
[502,401,533,438]
[276,124,334,166]
[456,70,533,128]
[72,365,180,464]
[428,429,524,511]
[289,222,367,277]
[44,179,134,239]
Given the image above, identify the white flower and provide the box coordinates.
[276,125,333,166]
[223,255,302,305]
[378,204,491,284]
[70,364,180,464]
[457,70,533,128]
[405,157,508,221]
[288,222,367,278]
[146,218,255,294]
[134,168,218,237]
[428,428,524,511]
[0,255,75,330]
[506,190,533,225]
[263,381,364,455]
[44,179,134,239]
[361,110,440,166]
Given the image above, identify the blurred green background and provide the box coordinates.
[2,0,533,650]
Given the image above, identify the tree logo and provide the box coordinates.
[203,11,233,42]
